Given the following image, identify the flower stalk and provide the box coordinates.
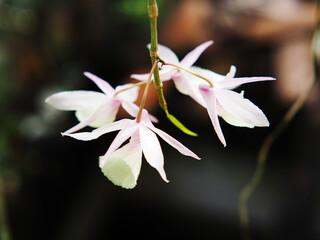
[147,0,167,111]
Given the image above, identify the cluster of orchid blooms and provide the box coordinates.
[46,40,275,189]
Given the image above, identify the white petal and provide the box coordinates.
[63,118,132,140]
[216,89,269,127]
[115,83,139,102]
[191,66,225,84]
[218,76,276,90]
[45,91,106,111]
[139,124,168,182]
[100,134,142,189]
[147,124,200,160]
[150,43,180,64]
[199,84,226,147]
[121,101,158,123]
[99,121,140,167]
[180,40,213,68]
[62,99,120,134]
[73,99,120,130]
[172,72,206,107]
[130,73,150,82]
[130,67,175,82]
[84,72,115,95]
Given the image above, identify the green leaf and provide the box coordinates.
[166,112,198,137]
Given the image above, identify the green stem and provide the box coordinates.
[147,0,167,112]
[238,2,320,239]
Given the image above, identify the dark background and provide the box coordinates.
[1,0,319,239]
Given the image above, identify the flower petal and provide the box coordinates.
[99,121,139,167]
[150,43,180,65]
[191,66,225,83]
[121,101,158,123]
[74,99,120,130]
[199,84,226,147]
[147,124,200,160]
[100,133,142,189]
[180,40,213,68]
[84,72,115,95]
[218,76,276,90]
[172,72,206,107]
[63,118,132,140]
[139,124,168,182]
[216,89,270,127]
[45,91,106,111]
[115,83,139,103]
[130,67,175,82]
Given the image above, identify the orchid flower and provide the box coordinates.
[130,40,214,92]
[189,65,275,147]
[45,72,157,135]
[64,109,200,189]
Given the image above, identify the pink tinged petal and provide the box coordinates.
[63,118,132,141]
[218,76,276,90]
[147,124,200,160]
[130,73,150,82]
[216,89,269,127]
[62,99,120,134]
[130,67,175,82]
[121,101,158,123]
[199,84,227,147]
[139,124,169,183]
[150,43,180,65]
[115,83,139,102]
[83,72,115,95]
[172,72,206,107]
[75,99,121,129]
[99,121,140,167]
[180,40,214,68]
[100,133,142,189]
[45,91,106,111]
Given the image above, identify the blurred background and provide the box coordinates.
[1,0,320,239]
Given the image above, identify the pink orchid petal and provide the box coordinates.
[218,76,276,90]
[148,124,200,160]
[45,91,105,111]
[151,43,180,64]
[121,101,158,123]
[199,84,226,147]
[99,121,139,167]
[62,100,120,134]
[172,72,206,107]
[180,40,214,68]
[139,124,169,182]
[83,72,115,95]
[63,118,132,141]
[216,89,269,127]
[115,83,139,102]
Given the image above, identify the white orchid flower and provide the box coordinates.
[130,40,214,87]
[193,66,275,147]
[45,72,157,135]
[64,109,200,189]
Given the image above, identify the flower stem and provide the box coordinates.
[136,60,159,122]
[163,62,214,87]
[238,2,320,239]
[147,0,168,112]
